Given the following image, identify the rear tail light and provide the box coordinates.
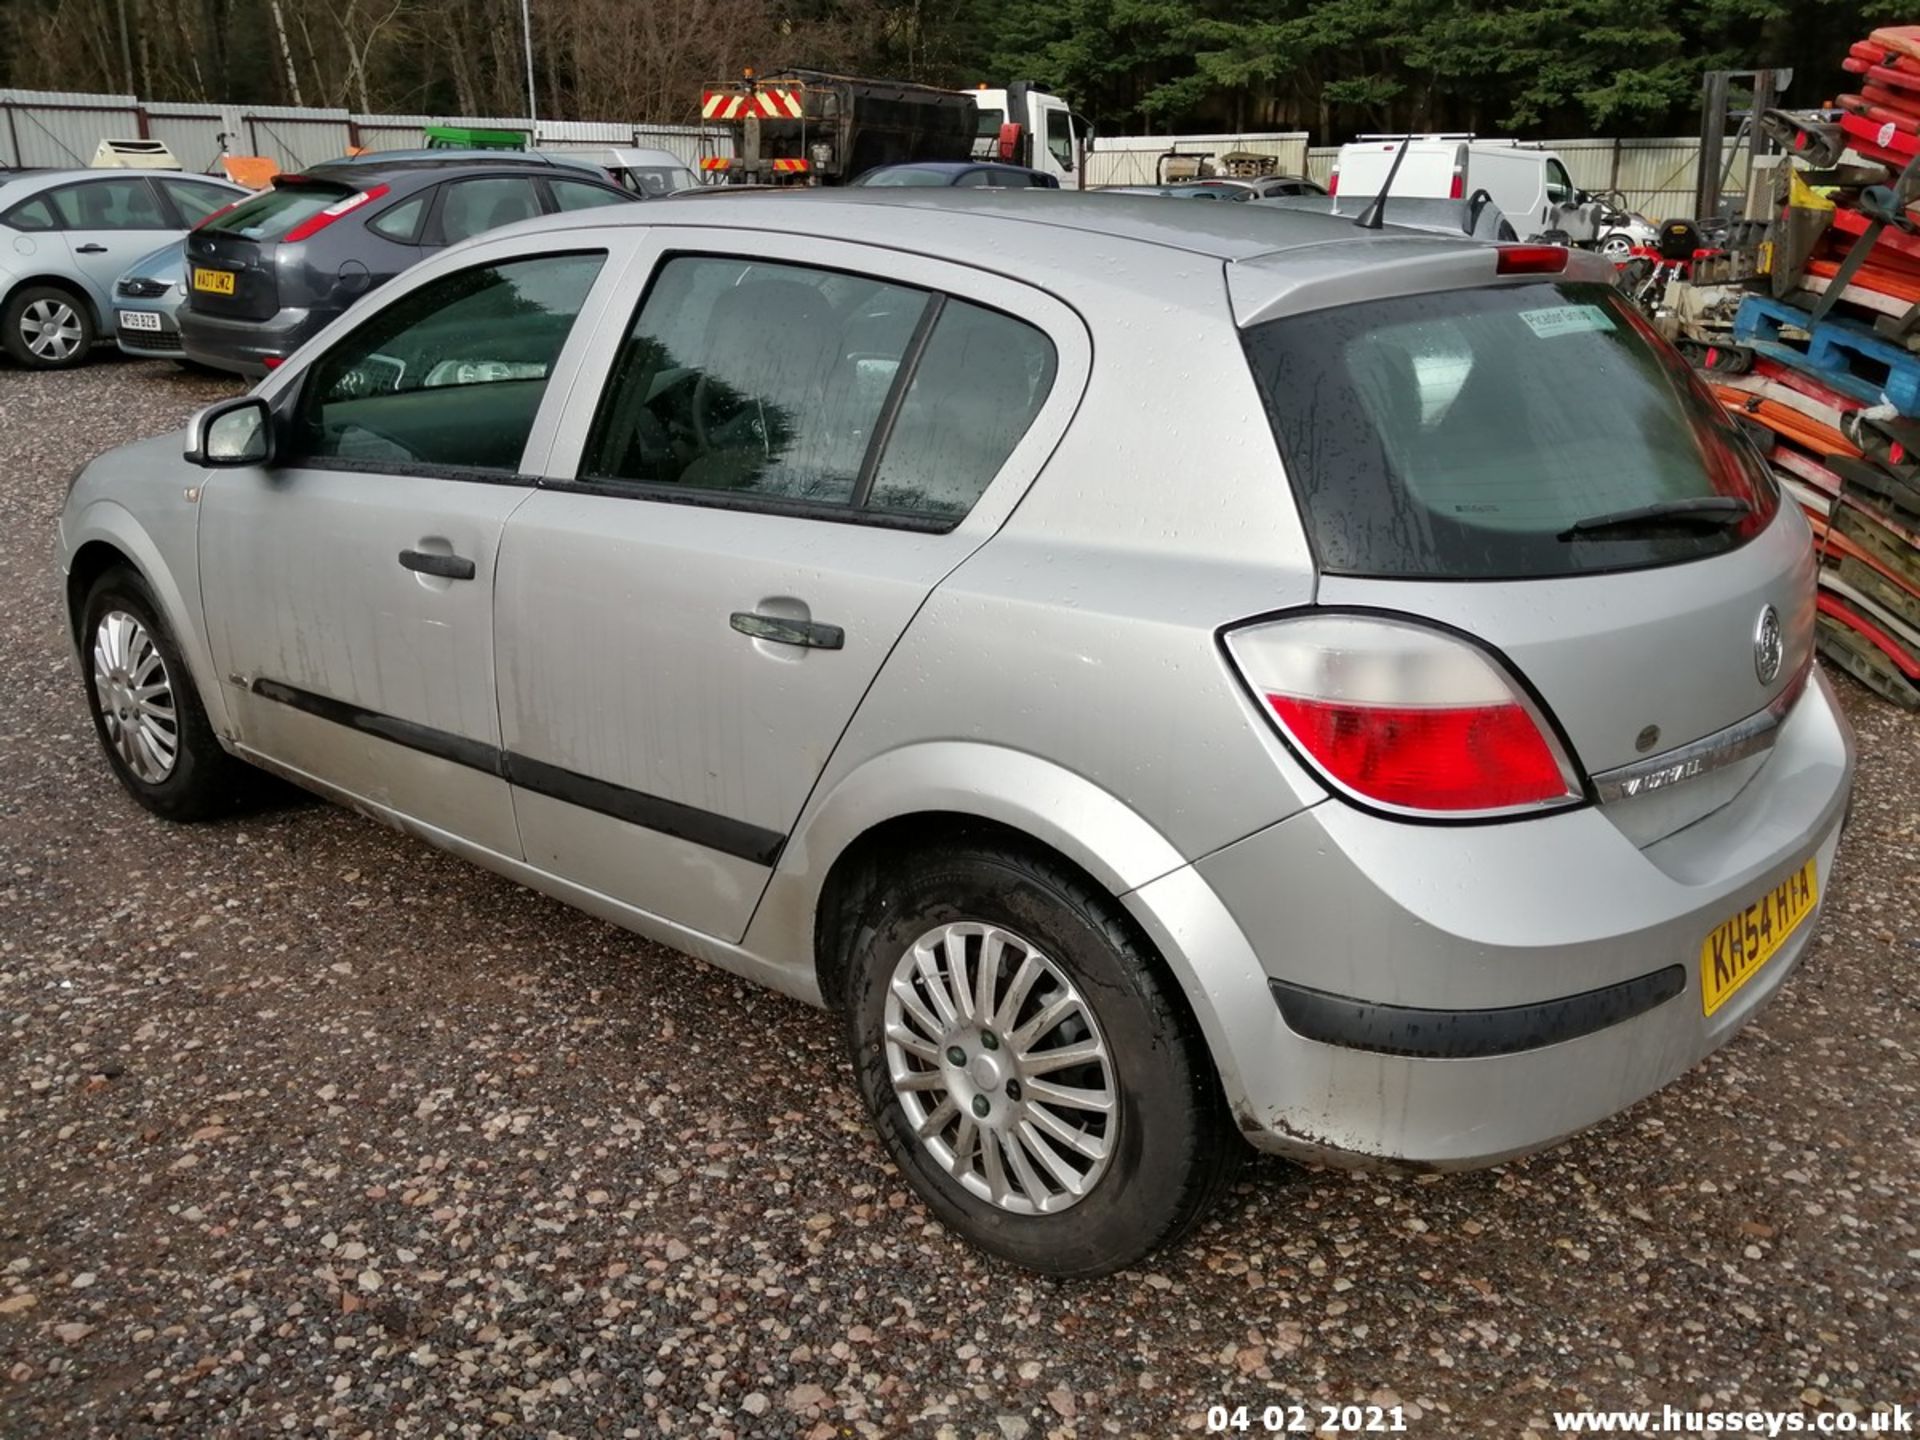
[1449,171,1464,200]
[1495,244,1568,275]
[1327,169,1338,196]
[282,184,389,244]
[1223,613,1584,818]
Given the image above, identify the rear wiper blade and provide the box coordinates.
[1557,496,1752,540]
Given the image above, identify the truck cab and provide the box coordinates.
[1330,135,1604,243]
[968,83,1094,186]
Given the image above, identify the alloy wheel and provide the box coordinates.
[21,298,83,362]
[92,610,178,783]
[884,921,1118,1215]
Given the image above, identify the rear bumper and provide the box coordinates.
[1125,666,1856,1169]
[178,304,329,378]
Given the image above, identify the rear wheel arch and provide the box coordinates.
[5,272,103,328]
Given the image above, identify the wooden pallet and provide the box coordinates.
[1733,295,1920,413]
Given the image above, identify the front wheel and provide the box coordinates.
[80,566,251,820]
[1599,230,1636,259]
[842,838,1240,1276]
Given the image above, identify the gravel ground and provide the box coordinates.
[2,354,1917,1439]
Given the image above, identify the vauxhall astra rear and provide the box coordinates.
[56,194,1854,1274]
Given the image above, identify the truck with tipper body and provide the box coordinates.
[699,70,1092,186]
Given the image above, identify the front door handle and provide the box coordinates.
[730,611,844,650]
[399,548,475,581]
[75,243,108,254]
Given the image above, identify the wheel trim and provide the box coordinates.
[1600,234,1633,257]
[92,610,178,783]
[22,298,83,360]
[884,921,1118,1216]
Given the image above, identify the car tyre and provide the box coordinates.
[1599,231,1636,259]
[4,284,95,369]
[842,836,1240,1276]
[80,566,251,821]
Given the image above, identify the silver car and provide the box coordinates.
[111,240,191,361]
[0,169,244,368]
[56,194,1855,1275]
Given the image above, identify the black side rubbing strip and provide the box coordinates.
[505,753,785,868]
[247,678,784,868]
[250,678,505,776]
[1268,965,1688,1059]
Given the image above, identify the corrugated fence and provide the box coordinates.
[3,88,1703,215]
[0,89,731,172]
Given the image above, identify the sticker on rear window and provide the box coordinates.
[1518,304,1616,338]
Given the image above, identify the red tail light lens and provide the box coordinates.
[1224,614,1583,818]
[282,184,389,244]
[1449,171,1464,200]
[1495,244,1568,275]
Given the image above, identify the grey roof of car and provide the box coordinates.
[498,187,1482,265]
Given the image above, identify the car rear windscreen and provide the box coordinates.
[1243,281,1780,579]
[198,182,350,241]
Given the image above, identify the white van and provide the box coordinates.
[1329,135,1605,242]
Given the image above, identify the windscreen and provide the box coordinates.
[198,180,350,241]
[1243,281,1779,579]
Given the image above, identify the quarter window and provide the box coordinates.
[366,194,427,243]
[158,178,237,224]
[868,300,1056,519]
[551,179,628,211]
[49,179,167,230]
[2,194,57,231]
[292,252,604,473]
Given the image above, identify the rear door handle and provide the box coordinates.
[730,611,844,650]
[399,548,475,581]
[75,244,108,254]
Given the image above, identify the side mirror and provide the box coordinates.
[186,395,274,467]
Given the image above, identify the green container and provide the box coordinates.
[423,124,527,151]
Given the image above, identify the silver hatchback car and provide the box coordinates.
[57,194,1854,1275]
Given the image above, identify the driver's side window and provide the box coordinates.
[580,255,929,505]
[1545,160,1575,206]
[292,251,604,473]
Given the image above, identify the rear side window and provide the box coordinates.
[1243,281,1778,579]
[438,177,540,244]
[582,255,1056,523]
[583,255,926,505]
[50,179,167,230]
[292,252,604,473]
[201,183,346,240]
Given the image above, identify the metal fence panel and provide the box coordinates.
[0,89,140,168]
[143,104,232,173]
[238,110,353,170]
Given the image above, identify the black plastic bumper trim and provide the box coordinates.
[1268,964,1688,1059]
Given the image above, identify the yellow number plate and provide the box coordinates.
[192,267,235,295]
[1700,858,1817,1016]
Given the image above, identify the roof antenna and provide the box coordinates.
[1354,135,1412,230]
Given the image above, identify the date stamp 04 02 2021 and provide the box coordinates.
[1206,1403,1411,1434]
